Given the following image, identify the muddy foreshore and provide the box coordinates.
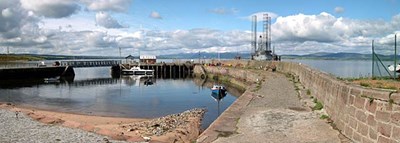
[0,102,205,143]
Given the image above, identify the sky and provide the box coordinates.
[0,0,399,56]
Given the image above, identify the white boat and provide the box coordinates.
[388,64,400,73]
[121,66,154,75]
[211,85,227,95]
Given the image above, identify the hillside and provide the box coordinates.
[0,54,119,61]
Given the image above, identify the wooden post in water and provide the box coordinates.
[188,65,191,76]
[170,65,172,78]
[179,65,181,78]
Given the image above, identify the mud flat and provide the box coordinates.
[0,103,205,143]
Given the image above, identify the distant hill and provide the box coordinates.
[0,54,120,61]
[160,52,400,61]
[158,52,251,59]
[2,52,399,61]
[282,52,399,61]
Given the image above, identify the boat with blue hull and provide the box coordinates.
[211,85,227,99]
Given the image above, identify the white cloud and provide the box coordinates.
[334,7,345,13]
[2,8,13,18]
[20,0,80,18]
[0,0,41,40]
[1,0,400,57]
[149,11,162,19]
[95,12,124,28]
[273,12,340,43]
[272,12,400,54]
[82,0,133,12]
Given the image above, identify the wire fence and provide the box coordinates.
[372,34,398,79]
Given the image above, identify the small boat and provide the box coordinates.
[388,64,400,73]
[121,66,154,75]
[211,85,227,96]
[211,90,227,101]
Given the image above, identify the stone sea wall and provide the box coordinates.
[197,60,400,143]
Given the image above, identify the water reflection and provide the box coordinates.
[210,91,227,116]
[120,75,155,87]
[0,67,241,129]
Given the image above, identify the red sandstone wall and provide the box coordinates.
[276,62,400,143]
[196,60,400,142]
[201,65,261,83]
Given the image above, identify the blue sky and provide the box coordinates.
[126,0,399,30]
[0,0,399,56]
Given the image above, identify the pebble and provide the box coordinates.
[123,108,206,137]
[0,109,127,143]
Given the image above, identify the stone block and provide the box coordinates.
[366,100,377,114]
[342,113,349,124]
[354,96,366,109]
[364,90,390,101]
[376,111,391,123]
[392,126,400,141]
[391,112,400,126]
[377,122,392,138]
[391,93,400,104]
[355,110,367,122]
[353,132,362,142]
[357,122,369,136]
[350,87,362,96]
[349,117,358,129]
[369,127,378,140]
[347,106,356,116]
[367,114,377,127]
[393,104,400,112]
[362,137,375,143]
[336,120,345,131]
[349,94,355,105]
[377,135,391,143]
[344,125,354,137]
[377,101,393,112]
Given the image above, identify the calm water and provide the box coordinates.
[0,67,240,129]
[284,59,395,78]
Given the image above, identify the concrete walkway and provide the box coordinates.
[212,71,344,143]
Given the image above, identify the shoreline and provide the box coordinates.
[0,102,205,142]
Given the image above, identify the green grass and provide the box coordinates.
[320,114,329,119]
[0,55,43,61]
[313,100,323,111]
[360,82,371,87]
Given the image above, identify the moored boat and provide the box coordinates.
[211,85,227,97]
[121,66,154,75]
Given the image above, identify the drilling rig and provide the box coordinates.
[251,13,278,61]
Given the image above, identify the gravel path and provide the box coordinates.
[0,109,127,143]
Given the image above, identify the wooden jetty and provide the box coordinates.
[0,60,194,79]
[111,63,195,78]
[0,66,75,79]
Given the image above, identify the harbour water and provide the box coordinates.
[0,59,392,129]
[284,59,394,78]
[0,66,240,129]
